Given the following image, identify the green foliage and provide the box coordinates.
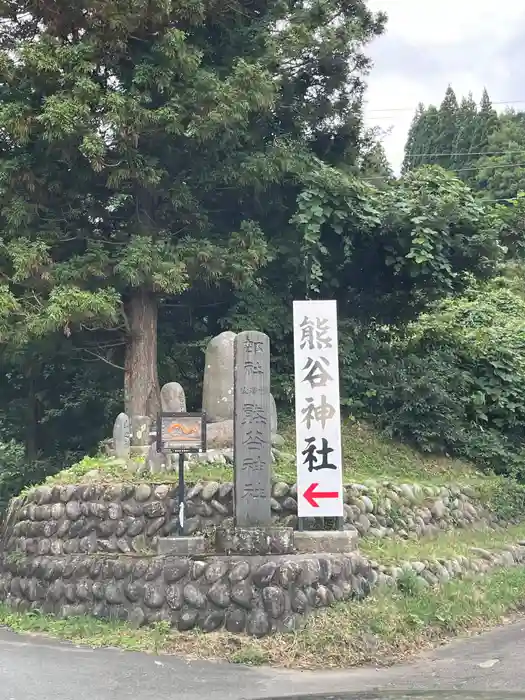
[403,86,525,203]
[0,0,387,418]
[478,477,525,522]
[0,3,523,497]
[396,568,424,596]
[0,14,274,340]
[0,441,54,513]
[358,132,394,188]
[290,164,382,296]
[433,86,459,169]
[380,167,500,293]
[287,164,501,324]
[402,87,499,187]
[412,286,525,446]
[450,93,478,170]
[477,112,525,200]
[491,192,525,261]
[339,322,472,454]
[220,285,295,401]
[0,0,386,342]
[0,339,122,467]
[338,281,525,479]
[31,455,129,490]
[402,104,440,172]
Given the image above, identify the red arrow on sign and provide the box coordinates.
[303,483,339,508]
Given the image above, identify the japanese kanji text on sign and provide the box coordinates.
[293,300,343,518]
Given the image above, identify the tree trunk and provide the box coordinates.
[124,288,160,419]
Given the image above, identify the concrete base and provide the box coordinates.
[294,530,358,554]
[215,526,294,555]
[157,536,207,556]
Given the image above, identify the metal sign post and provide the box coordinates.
[178,451,185,535]
[156,412,206,536]
[293,300,344,528]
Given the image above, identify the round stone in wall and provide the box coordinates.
[204,561,229,584]
[128,607,146,629]
[201,610,225,632]
[207,581,231,608]
[191,561,207,579]
[143,583,165,609]
[165,584,183,610]
[262,586,286,618]
[231,581,255,609]
[104,582,125,605]
[246,610,270,637]
[135,484,152,502]
[225,608,246,634]
[163,558,189,583]
[178,608,198,631]
[183,584,206,609]
[65,501,81,521]
[253,562,277,588]
[125,581,144,603]
[107,503,123,520]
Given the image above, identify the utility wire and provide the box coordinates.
[364,161,525,183]
[403,149,525,159]
[363,99,525,113]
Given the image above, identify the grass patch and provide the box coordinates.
[0,606,175,654]
[259,565,525,668]
[2,565,525,668]
[284,419,484,486]
[360,522,525,564]
[30,455,293,491]
[34,419,486,491]
[34,456,234,489]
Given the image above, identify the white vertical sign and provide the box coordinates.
[293,300,343,518]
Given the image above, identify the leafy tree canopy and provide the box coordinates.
[290,164,502,323]
[0,0,385,415]
[477,112,525,201]
[402,86,499,188]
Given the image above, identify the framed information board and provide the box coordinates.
[156,412,206,453]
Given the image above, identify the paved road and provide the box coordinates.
[2,620,525,699]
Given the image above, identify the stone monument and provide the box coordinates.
[202,331,236,423]
[127,414,150,472]
[112,413,130,460]
[160,382,186,413]
[270,394,278,434]
[157,382,187,472]
[233,330,272,528]
[215,330,294,555]
[106,330,286,471]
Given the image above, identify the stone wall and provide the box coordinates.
[373,542,525,589]
[0,479,521,638]
[0,551,374,636]
[1,542,524,637]
[1,481,497,558]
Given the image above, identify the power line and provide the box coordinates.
[363,99,525,114]
[404,149,525,159]
[361,160,525,185]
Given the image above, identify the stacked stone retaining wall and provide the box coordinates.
[372,543,525,588]
[0,479,521,638]
[0,551,374,636]
[1,543,525,637]
[0,481,497,557]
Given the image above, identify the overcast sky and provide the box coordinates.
[364,0,525,173]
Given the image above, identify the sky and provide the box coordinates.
[364,0,525,173]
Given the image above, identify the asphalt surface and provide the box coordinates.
[2,619,525,700]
